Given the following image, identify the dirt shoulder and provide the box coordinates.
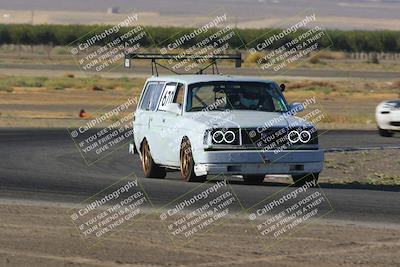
[321,149,400,185]
[0,202,399,267]
[0,87,138,128]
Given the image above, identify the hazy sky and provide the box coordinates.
[0,0,399,19]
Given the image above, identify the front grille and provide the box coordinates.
[390,121,400,127]
[241,127,318,150]
[209,127,319,150]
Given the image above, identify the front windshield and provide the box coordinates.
[186,81,288,112]
[387,100,400,108]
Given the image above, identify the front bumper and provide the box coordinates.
[376,111,400,131]
[194,149,324,176]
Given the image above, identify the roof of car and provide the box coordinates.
[146,75,274,84]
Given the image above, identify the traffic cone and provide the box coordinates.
[79,109,92,118]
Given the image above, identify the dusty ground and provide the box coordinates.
[0,87,138,128]
[0,202,399,267]
[321,150,400,185]
[264,149,400,186]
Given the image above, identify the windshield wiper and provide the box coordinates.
[188,106,228,112]
[210,107,228,111]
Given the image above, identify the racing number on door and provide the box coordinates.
[158,83,177,111]
[161,90,174,106]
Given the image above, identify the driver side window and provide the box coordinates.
[157,82,185,111]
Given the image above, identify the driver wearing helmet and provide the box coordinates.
[240,90,259,109]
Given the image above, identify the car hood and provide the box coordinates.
[185,110,310,129]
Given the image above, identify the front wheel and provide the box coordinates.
[292,173,319,187]
[140,140,166,179]
[180,138,206,182]
[243,175,265,185]
[378,128,394,137]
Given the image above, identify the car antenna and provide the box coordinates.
[124,52,242,76]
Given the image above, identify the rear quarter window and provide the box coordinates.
[139,82,165,111]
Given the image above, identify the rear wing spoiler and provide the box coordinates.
[124,52,242,75]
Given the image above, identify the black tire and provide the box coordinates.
[378,128,394,137]
[140,140,166,178]
[180,138,206,182]
[243,175,265,185]
[292,173,319,187]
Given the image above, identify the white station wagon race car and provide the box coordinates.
[375,99,400,137]
[130,74,323,186]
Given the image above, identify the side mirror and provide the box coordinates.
[165,103,181,115]
[288,102,304,113]
[280,83,286,92]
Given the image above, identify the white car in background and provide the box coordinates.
[375,99,400,137]
[131,75,323,186]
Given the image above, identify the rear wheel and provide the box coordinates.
[378,128,394,137]
[243,175,265,185]
[141,140,166,178]
[292,173,319,186]
[180,138,206,182]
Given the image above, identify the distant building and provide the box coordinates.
[107,7,120,14]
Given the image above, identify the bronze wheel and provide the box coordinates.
[180,138,206,182]
[142,141,151,174]
[180,140,191,178]
[140,139,166,179]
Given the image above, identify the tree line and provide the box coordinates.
[0,24,399,52]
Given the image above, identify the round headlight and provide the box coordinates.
[288,130,300,143]
[212,130,224,143]
[299,130,311,143]
[223,130,235,143]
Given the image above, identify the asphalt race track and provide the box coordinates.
[0,128,399,225]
